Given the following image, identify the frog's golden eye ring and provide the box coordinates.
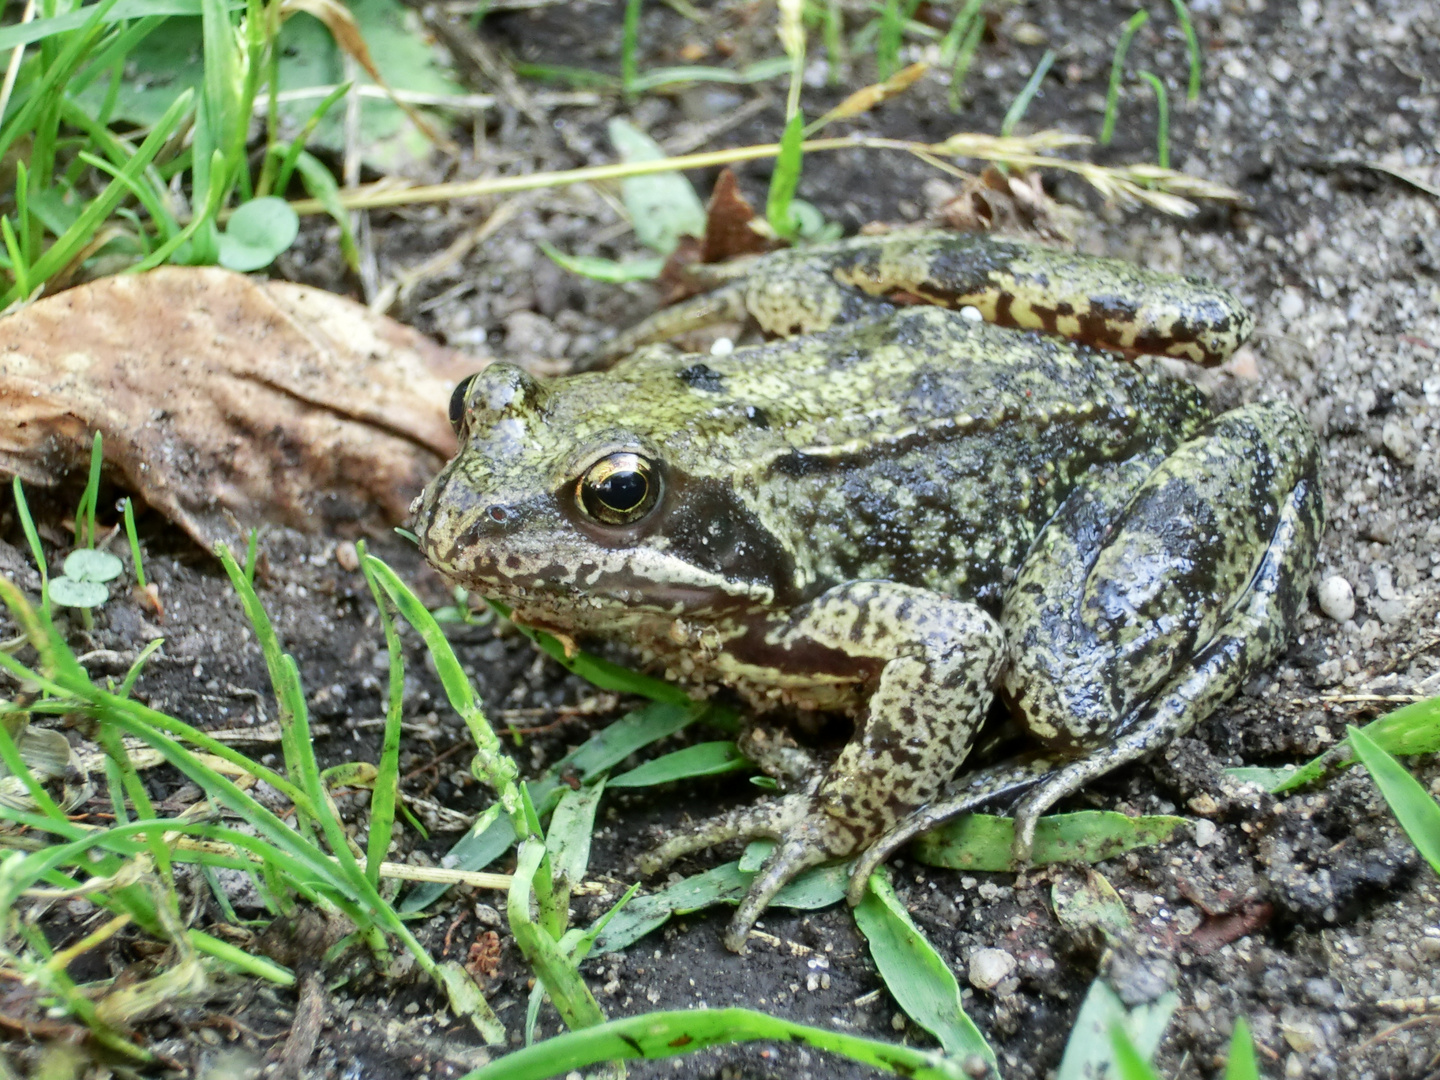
[448,374,480,433]
[577,453,659,526]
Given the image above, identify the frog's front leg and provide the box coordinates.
[639,581,1003,953]
[1001,400,1322,855]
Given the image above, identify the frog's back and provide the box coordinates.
[622,308,1211,608]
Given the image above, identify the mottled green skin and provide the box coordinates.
[414,232,1321,952]
[595,230,1255,368]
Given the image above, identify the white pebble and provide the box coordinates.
[710,337,734,356]
[959,305,984,323]
[1317,576,1356,622]
[967,947,1016,990]
[1278,288,1305,320]
[1193,819,1218,847]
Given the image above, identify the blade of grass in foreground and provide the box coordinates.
[854,872,997,1070]
[401,700,704,913]
[1056,979,1176,1080]
[1349,723,1440,874]
[462,1007,976,1080]
[1260,694,1440,793]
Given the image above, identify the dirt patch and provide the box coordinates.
[5,1,1439,1078]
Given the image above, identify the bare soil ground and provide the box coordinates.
[5,1,1439,1078]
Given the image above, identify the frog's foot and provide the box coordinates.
[1001,401,1323,862]
[842,757,1054,906]
[635,792,859,952]
[635,793,818,875]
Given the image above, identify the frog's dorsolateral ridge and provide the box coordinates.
[413,231,1322,953]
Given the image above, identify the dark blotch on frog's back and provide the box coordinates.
[678,363,726,392]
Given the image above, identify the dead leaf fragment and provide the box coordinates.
[0,267,482,550]
[700,168,776,264]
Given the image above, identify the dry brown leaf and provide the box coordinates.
[0,267,482,550]
[700,167,775,264]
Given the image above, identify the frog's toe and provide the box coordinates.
[725,831,835,953]
[635,794,816,876]
[843,757,1053,905]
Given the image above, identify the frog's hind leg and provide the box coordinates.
[825,233,1254,366]
[1000,400,1323,859]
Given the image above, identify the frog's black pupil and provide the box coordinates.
[449,374,477,431]
[597,470,647,511]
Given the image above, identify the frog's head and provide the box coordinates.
[413,363,792,625]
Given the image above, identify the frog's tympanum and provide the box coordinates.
[414,232,1322,952]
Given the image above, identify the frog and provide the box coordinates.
[413,231,1323,953]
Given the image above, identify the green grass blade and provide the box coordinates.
[1168,0,1202,101]
[400,701,703,913]
[948,8,985,111]
[0,0,241,52]
[0,0,124,162]
[358,542,405,888]
[1224,1017,1261,1080]
[1263,695,1440,793]
[188,928,295,985]
[540,243,663,283]
[214,544,308,811]
[1138,70,1170,168]
[507,839,607,1032]
[1348,724,1440,874]
[545,782,604,890]
[627,56,791,93]
[1109,1024,1164,1080]
[608,741,751,787]
[75,431,104,547]
[462,1006,975,1080]
[0,88,194,307]
[363,557,523,817]
[854,872,998,1068]
[11,478,50,613]
[620,0,641,95]
[766,111,805,239]
[119,499,148,590]
[1101,10,1149,146]
[1001,48,1055,137]
[1058,980,1176,1080]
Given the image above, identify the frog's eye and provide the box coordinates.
[449,374,479,433]
[577,453,660,526]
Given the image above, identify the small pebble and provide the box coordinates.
[968,947,1016,990]
[1317,576,1355,622]
[335,540,359,572]
[959,306,983,323]
[1278,288,1305,320]
[1193,819,1218,847]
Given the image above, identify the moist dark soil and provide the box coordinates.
[5,1,1439,1078]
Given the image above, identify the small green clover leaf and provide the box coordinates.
[50,549,124,609]
[48,577,110,608]
[217,197,300,272]
[63,549,122,583]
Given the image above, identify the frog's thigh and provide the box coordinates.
[1001,402,1321,855]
